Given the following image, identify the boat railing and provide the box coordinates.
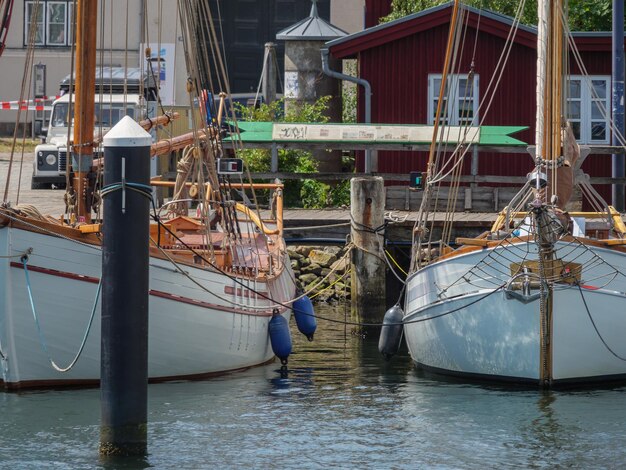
[150,179,285,235]
[234,203,280,235]
[491,206,626,240]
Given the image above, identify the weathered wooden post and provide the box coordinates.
[262,42,277,106]
[100,116,152,456]
[350,176,386,328]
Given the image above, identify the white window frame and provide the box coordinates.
[567,75,611,145]
[428,73,480,126]
[24,2,44,46]
[68,2,74,44]
[46,2,67,46]
[24,1,72,47]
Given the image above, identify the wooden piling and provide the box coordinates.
[350,176,386,328]
[100,116,152,456]
[262,42,277,106]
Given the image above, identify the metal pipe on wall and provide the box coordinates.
[321,47,373,173]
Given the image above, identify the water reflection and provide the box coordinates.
[1,303,625,469]
[98,455,152,470]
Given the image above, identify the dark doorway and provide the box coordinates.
[208,0,330,93]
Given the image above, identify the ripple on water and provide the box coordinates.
[1,304,625,469]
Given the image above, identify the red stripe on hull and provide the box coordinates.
[10,262,284,317]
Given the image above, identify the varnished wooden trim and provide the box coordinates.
[4,214,101,245]
[10,261,99,284]
[224,285,269,299]
[440,234,626,264]
[455,237,490,247]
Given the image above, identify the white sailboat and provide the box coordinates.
[0,1,296,389]
[402,0,626,385]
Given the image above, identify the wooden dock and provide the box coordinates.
[283,208,498,244]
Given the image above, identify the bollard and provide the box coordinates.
[350,176,386,329]
[100,116,151,456]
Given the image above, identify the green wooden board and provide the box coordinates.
[227,121,528,147]
[479,126,528,146]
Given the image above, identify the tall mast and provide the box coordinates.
[536,0,566,386]
[612,0,625,211]
[72,0,98,223]
[537,0,565,201]
[549,0,565,172]
[535,0,549,163]
[426,0,461,177]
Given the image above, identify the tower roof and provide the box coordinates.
[276,0,347,41]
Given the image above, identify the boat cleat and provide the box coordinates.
[504,271,547,303]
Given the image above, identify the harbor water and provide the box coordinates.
[1,303,625,469]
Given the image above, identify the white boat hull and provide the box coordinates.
[404,240,626,384]
[0,225,295,389]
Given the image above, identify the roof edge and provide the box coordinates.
[327,2,538,57]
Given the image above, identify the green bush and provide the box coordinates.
[382,0,613,31]
[235,96,351,208]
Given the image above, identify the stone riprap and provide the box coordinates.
[287,245,351,303]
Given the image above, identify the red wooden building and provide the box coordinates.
[328,2,620,205]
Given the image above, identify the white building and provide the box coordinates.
[0,1,184,135]
[0,0,364,135]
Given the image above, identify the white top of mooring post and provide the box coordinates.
[103,115,152,148]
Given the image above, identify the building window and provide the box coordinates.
[24,1,73,47]
[428,74,480,126]
[567,76,610,144]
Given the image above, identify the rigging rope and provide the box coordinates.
[576,282,626,361]
[412,0,528,272]
[0,0,15,58]
[2,0,40,204]
[63,0,77,199]
[22,256,101,372]
[384,249,407,282]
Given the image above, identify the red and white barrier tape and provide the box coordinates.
[0,95,61,110]
[0,104,52,111]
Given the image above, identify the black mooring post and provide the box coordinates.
[100,116,152,456]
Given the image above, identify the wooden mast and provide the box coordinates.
[411,0,461,272]
[426,0,461,177]
[72,0,98,223]
[537,0,565,386]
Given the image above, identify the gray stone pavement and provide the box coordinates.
[0,152,66,216]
